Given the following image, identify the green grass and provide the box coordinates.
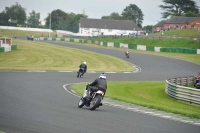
[65,41,200,64]
[0,29,55,38]
[150,29,200,37]
[87,37,200,49]
[0,39,134,72]
[70,81,200,119]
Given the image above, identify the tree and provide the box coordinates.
[45,9,87,32]
[27,10,40,28]
[142,25,153,33]
[101,12,122,20]
[185,11,200,17]
[0,2,26,26]
[45,9,68,30]
[5,2,26,26]
[0,11,8,26]
[121,4,144,28]
[159,0,199,18]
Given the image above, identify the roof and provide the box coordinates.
[166,16,200,24]
[154,20,168,27]
[80,18,141,31]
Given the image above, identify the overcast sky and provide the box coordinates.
[0,0,200,26]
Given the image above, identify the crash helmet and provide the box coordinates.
[83,62,86,65]
[99,73,106,79]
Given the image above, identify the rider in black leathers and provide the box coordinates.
[83,73,107,105]
[78,62,87,75]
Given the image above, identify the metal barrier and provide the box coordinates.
[165,76,200,104]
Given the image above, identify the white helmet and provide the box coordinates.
[83,62,86,64]
[99,73,106,79]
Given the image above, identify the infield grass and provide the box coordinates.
[0,29,52,37]
[70,81,200,119]
[0,39,134,72]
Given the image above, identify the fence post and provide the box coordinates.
[187,77,190,86]
[181,77,184,86]
[176,78,179,85]
[170,79,173,83]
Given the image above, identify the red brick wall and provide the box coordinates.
[153,26,163,32]
[153,18,200,32]
[188,19,200,28]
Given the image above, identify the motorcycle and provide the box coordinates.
[125,52,130,58]
[77,68,84,78]
[78,86,104,110]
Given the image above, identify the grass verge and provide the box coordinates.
[0,29,52,38]
[70,81,200,119]
[0,39,134,72]
[87,37,200,49]
[62,41,200,64]
[150,29,200,37]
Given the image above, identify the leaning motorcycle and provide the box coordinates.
[78,86,104,110]
[77,68,84,78]
[125,52,130,58]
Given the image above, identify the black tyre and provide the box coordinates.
[78,98,85,108]
[77,72,80,78]
[89,95,102,110]
[80,72,83,78]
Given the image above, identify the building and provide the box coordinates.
[153,20,168,32]
[79,18,141,36]
[153,16,200,32]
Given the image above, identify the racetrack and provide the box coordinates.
[0,40,199,133]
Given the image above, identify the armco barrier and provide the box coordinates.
[165,76,200,104]
[35,37,200,54]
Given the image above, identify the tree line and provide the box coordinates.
[0,0,199,33]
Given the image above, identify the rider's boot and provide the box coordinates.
[82,90,90,101]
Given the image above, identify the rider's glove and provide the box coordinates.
[86,84,90,87]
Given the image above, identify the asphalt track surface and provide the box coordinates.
[0,40,200,133]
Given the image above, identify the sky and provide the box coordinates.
[0,0,200,26]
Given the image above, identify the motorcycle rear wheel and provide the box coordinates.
[77,72,80,78]
[89,95,102,110]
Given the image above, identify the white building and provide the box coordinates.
[79,18,141,36]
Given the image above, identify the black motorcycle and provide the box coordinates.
[125,52,130,58]
[78,86,104,110]
[77,68,84,78]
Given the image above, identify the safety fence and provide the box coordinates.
[72,35,200,41]
[165,76,200,104]
[36,37,200,54]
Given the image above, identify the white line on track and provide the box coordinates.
[28,70,46,72]
[63,83,200,127]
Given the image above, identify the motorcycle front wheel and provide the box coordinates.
[78,97,85,108]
